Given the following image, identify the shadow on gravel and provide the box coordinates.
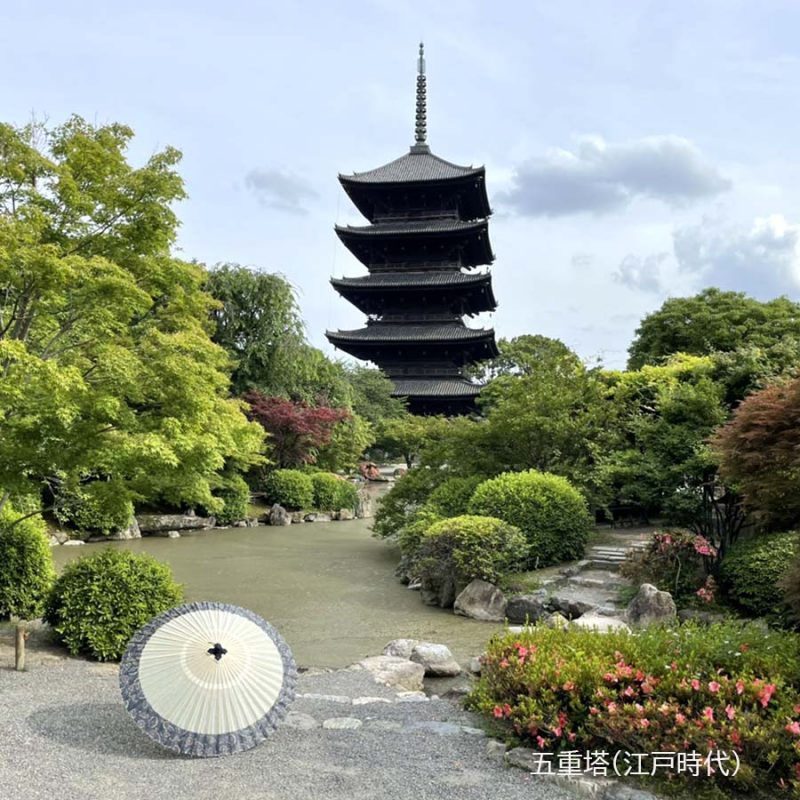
[28,703,173,760]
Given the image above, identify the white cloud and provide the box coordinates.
[614,252,670,294]
[244,168,319,214]
[498,135,731,217]
[674,214,800,298]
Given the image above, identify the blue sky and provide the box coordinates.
[3,0,800,368]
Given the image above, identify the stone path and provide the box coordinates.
[0,654,581,800]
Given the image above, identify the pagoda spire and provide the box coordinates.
[414,42,427,148]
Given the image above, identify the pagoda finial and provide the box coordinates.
[414,42,427,147]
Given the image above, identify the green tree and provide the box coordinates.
[343,365,406,426]
[0,116,264,520]
[627,289,800,370]
[376,414,448,468]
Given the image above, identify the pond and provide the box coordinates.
[52,517,503,668]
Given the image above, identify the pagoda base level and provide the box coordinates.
[400,394,478,416]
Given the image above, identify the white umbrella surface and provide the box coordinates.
[120,601,296,757]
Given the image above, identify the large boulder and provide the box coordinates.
[106,517,141,540]
[137,513,215,534]
[269,504,292,526]
[357,655,425,691]
[355,489,374,519]
[383,639,418,659]
[410,642,462,677]
[626,583,677,627]
[505,590,549,624]
[572,613,631,633]
[453,579,507,622]
[338,508,354,521]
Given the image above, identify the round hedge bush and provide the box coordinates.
[262,469,313,510]
[720,531,800,622]
[212,474,251,525]
[45,549,183,660]
[468,470,592,567]
[311,472,358,511]
[54,482,134,537]
[426,475,484,518]
[416,515,527,608]
[0,508,55,620]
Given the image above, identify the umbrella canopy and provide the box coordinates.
[120,601,296,757]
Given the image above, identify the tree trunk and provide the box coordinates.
[14,623,29,671]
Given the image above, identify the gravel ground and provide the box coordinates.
[0,654,581,800]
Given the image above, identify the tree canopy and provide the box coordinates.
[627,289,800,370]
[0,116,263,518]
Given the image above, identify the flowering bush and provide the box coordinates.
[621,530,712,603]
[469,622,800,797]
[719,531,800,625]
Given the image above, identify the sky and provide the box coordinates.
[3,0,800,368]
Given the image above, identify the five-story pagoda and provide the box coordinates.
[326,44,498,415]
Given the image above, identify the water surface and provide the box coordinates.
[52,518,502,668]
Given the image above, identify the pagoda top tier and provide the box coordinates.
[338,43,491,222]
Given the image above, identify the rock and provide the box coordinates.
[410,642,462,677]
[454,579,507,621]
[357,655,425,692]
[152,529,181,538]
[572,613,631,633]
[486,740,507,759]
[322,717,362,730]
[62,539,85,546]
[505,747,545,771]
[48,535,61,546]
[269,504,292,526]
[626,583,677,627]
[352,696,392,705]
[461,725,486,736]
[137,513,215,534]
[407,721,462,735]
[290,511,305,524]
[677,608,727,625]
[355,489,373,519]
[167,530,180,539]
[284,712,319,730]
[338,508,354,521]
[468,656,483,675]
[420,577,458,609]
[396,691,429,702]
[605,786,659,800]
[407,580,421,590]
[107,517,141,540]
[548,589,598,618]
[233,520,248,527]
[506,591,549,624]
[545,612,570,630]
[442,685,471,701]
[364,720,403,732]
[383,638,418,659]
[51,529,70,544]
[304,512,331,523]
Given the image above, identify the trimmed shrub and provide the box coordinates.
[372,467,446,539]
[45,549,183,661]
[0,506,55,620]
[469,621,800,798]
[311,472,358,511]
[261,469,313,510]
[719,531,800,623]
[468,470,591,567]
[416,515,527,607]
[426,475,484,518]
[781,554,800,628]
[212,474,251,525]
[620,529,709,604]
[54,482,134,537]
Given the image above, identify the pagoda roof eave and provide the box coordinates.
[338,148,484,185]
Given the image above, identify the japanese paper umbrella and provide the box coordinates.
[119,601,296,757]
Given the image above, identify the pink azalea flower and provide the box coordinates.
[562,681,575,691]
[640,718,650,728]
[708,681,721,693]
[702,707,715,722]
[758,684,777,708]
[493,706,504,718]
[536,735,546,749]
[499,658,509,669]
[725,704,736,720]
[502,703,512,717]
[675,712,687,724]
[785,721,800,736]
[691,679,701,691]
[735,680,745,695]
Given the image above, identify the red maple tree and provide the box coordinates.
[242,391,350,468]
[713,377,800,527]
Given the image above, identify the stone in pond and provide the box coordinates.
[410,642,461,677]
